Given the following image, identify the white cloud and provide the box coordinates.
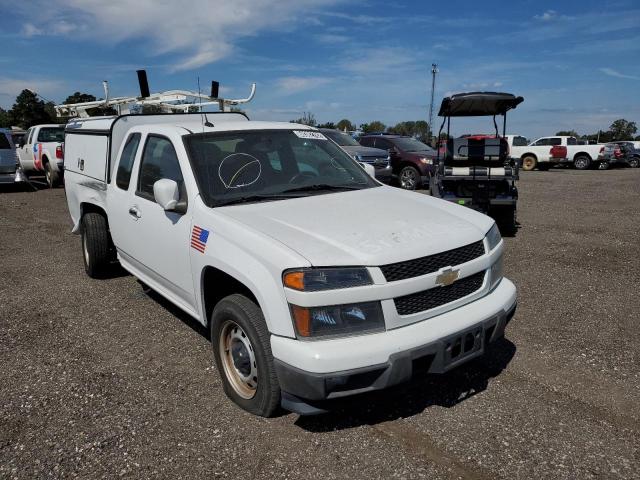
[276,76,333,94]
[0,77,65,108]
[13,0,343,71]
[599,68,640,80]
[534,10,558,21]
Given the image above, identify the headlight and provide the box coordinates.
[485,223,502,251]
[290,301,384,338]
[283,268,372,291]
[419,157,433,165]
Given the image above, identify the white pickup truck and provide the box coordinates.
[63,112,516,416]
[506,135,605,171]
[16,124,65,187]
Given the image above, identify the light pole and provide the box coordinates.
[428,63,438,145]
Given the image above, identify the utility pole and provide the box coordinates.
[428,63,438,145]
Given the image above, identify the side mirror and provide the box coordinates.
[359,162,376,178]
[153,179,184,212]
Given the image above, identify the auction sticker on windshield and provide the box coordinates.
[293,131,327,140]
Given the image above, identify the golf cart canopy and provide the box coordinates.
[438,92,524,117]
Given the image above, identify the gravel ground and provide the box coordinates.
[1,169,639,479]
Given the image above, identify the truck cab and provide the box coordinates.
[63,113,516,417]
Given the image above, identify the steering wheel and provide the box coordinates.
[289,171,318,184]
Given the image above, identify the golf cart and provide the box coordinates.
[430,92,524,235]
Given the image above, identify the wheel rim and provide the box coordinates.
[400,168,417,189]
[575,158,587,169]
[219,320,257,399]
[46,168,51,185]
[522,157,535,170]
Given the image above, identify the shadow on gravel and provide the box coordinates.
[295,337,516,432]
[143,285,210,340]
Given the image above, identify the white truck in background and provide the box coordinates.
[16,124,65,187]
[506,135,606,171]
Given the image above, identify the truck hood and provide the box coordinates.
[217,186,492,266]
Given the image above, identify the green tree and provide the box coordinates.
[608,119,637,141]
[362,120,386,133]
[414,120,430,142]
[0,107,11,128]
[64,92,97,104]
[317,121,336,129]
[555,130,579,137]
[336,119,354,131]
[290,111,316,126]
[8,89,54,128]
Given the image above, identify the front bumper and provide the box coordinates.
[0,168,26,184]
[273,277,516,404]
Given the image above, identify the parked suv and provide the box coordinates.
[600,142,640,168]
[0,128,25,185]
[359,135,436,190]
[320,129,392,183]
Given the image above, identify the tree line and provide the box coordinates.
[555,119,639,143]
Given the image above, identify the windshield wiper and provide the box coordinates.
[281,183,364,194]
[216,193,303,207]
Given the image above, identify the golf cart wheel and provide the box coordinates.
[496,206,517,237]
[628,157,639,168]
[521,156,537,171]
[44,160,59,188]
[574,155,591,170]
[81,213,111,278]
[399,165,421,190]
[211,294,280,417]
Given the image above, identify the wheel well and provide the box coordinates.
[201,266,258,325]
[521,153,537,160]
[41,155,49,165]
[80,203,109,232]
[574,152,592,160]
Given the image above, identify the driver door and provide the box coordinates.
[108,133,197,315]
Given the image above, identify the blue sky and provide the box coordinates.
[0,0,638,138]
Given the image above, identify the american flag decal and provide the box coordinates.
[191,226,209,253]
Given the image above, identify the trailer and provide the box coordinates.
[430,92,524,235]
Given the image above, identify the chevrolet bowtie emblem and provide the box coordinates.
[435,267,460,287]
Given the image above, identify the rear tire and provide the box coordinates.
[81,213,111,278]
[628,157,639,168]
[521,156,537,171]
[573,155,591,170]
[44,161,59,188]
[398,165,421,190]
[211,294,280,417]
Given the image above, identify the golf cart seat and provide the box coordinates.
[446,137,509,166]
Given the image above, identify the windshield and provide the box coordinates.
[393,137,434,153]
[323,130,360,147]
[184,129,378,207]
[37,127,65,143]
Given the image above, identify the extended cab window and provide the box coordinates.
[513,136,528,146]
[137,136,184,201]
[115,133,141,190]
[532,138,549,146]
[567,137,577,145]
[37,127,65,143]
[549,138,562,146]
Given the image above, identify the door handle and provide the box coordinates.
[128,206,141,219]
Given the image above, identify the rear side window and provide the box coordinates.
[549,138,562,146]
[115,133,141,190]
[137,136,184,200]
[0,134,11,149]
[567,137,577,145]
[513,136,528,146]
[37,127,65,142]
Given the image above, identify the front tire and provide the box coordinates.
[573,155,591,170]
[211,294,280,417]
[398,165,421,190]
[521,155,537,171]
[628,157,639,168]
[81,213,111,278]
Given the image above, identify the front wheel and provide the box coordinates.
[398,165,421,190]
[628,157,639,168]
[573,155,591,170]
[211,294,280,417]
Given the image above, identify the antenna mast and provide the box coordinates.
[428,63,438,145]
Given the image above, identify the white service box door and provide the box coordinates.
[64,134,110,182]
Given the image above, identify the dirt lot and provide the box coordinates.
[1,169,639,479]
